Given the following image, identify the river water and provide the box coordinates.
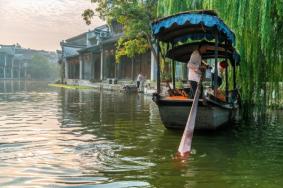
[0,81,282,188]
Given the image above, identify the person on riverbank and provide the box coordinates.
[187,45,207,97]
[136,72,145,92]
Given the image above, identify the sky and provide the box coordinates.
[0,0,105,51]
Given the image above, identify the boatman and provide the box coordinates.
[187,45,207,97]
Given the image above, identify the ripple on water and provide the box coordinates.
[0,82,283,187]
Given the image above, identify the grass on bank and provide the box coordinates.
[48,84,95,90]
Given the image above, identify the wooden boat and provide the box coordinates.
[151,10,240,130]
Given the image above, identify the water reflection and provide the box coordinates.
[0,81,282,187]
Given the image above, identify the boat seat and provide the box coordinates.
[165,95,189,100]
[165,80,190,98]
[168,88,189,97]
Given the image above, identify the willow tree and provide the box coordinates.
[157,0,283,110]
[157,0,204,17]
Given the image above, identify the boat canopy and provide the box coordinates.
[152,10,236,46]
[166,41,240,65]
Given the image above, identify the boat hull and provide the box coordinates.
[153,96,238,130]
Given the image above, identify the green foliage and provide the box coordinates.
[175,81,183,89]
[83,0,157,62]
[157,0,204,17]
[82,9,95,25]
[115,37,149,63]
[48,84,94,90]
[28,55,59,80]
[157,0,283,108]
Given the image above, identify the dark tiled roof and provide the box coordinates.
[0,45,15,55]
[63,46,81,58]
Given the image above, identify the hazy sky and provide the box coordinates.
[0,0,105,51]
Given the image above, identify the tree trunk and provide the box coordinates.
[144,32,158,64]
[131,58,134,81]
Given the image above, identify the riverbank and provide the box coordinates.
[48,84,95,90]
[50,79,157,95]
[49,80,282,108]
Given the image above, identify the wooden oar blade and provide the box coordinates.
[177,84,201,157]
[177,124,195,154]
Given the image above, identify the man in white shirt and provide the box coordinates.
[187,45,206,97]
[136,72,144,91]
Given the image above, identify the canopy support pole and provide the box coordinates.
[233,60,236,90]
[172,61,176,89]
[225,40,229,102]
[157,40,161,94]
[172,43,176,89]
[214,32,219,96]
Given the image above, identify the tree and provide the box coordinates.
[82,0,158,63]
[157,0,283,109]
[28,55,59,80]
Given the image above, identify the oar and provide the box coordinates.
[177,82,201,158]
